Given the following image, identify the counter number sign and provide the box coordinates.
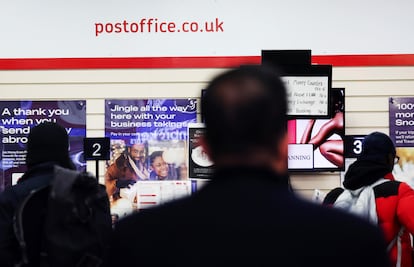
[83,137,110,160]
[344,135,366,158]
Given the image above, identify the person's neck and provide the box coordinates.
[214,154,287,175]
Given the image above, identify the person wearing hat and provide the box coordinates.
[0,122,76,266]
[332,131,414,267]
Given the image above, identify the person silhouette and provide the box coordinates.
[0,123,80,266]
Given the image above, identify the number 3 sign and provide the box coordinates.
[344,135,366,158]
[83,137,110,160]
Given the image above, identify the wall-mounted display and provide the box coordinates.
[0,100,87,191]
[282,65,332,118]
[288,88,345,172]
[262,50,332,119]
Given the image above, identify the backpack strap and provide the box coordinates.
[334,178,388,224]
[13,185,50,267]
[386,226,404,267]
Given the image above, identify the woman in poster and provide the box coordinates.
[149,150,178,180]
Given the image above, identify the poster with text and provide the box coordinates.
[389,97,414,188]
[0,100,87,192]
[105,99,197,217]
[188,123,214,179]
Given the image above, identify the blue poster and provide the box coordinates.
[0,100,87,191]
[105,98,197,179]
[104,99,197,217]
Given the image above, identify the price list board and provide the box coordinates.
[283,76,329,117]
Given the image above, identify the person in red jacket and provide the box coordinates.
[334,131,414,267]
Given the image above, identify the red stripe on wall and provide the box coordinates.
[0,56,260,70]
[311,54,414,67]
[1,54,414,70]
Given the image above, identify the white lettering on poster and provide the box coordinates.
[0,106,72,144]
[391,99,414,144]
[108,99,197,143]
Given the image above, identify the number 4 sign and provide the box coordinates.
[83,137,110,160]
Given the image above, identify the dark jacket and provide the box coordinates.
[341,160,414,267]
[0,162,55,266]
[110,167,390,267]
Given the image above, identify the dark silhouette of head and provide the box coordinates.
[359,131,396,172]
[201,65,287,167]
[26,122,75,170]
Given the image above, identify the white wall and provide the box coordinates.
[1,66,413,199]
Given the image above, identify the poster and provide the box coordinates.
[187,123,214,179]
[104,98,197,216]
[0,100,87,191]
[112,180,194,217]
[389,97,414,188]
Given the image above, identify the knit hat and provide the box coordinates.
[26,122,75,169]
[359,132,396,162]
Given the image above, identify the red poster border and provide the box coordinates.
[1,54,414,70]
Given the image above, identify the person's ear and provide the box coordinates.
[278,132,289,159]
[273,132,289,173]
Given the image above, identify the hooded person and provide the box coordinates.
[333,131,414,267]
[25,121,75,171]
[0,122,76,266]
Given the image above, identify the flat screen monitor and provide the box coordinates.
[288,88,345,172]
[282,65,332,119]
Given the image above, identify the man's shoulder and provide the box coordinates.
[19,171,53,192]
[0,172,52,212]
[298,200,388,249]
[111,195,389,267]
[295,196,384,233]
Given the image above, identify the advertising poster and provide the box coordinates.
[187,123,214,179]
[389,97,414,188]
[287,88,345,171]
[0,100,87,192]
[105,98,197,217]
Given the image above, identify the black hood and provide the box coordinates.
[343,160,390,190]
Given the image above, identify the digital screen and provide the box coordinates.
[288,88,345,172]
[282,65,332,119]
[283,76,329,117]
